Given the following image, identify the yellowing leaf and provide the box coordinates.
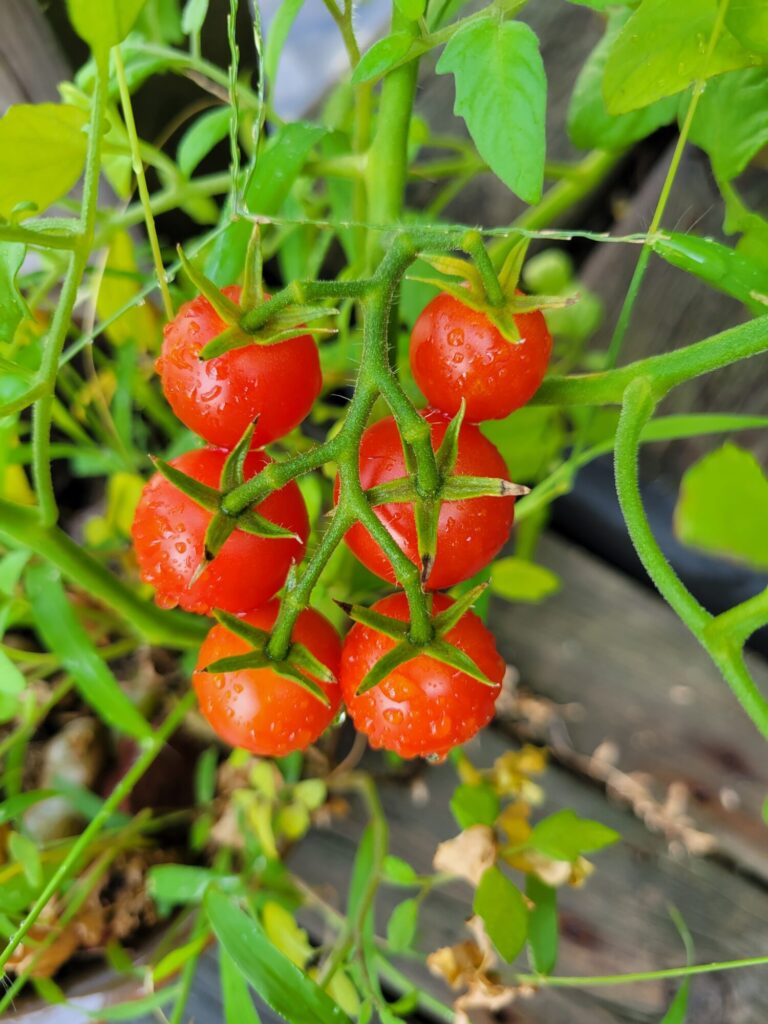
[261,902,313,968]
[0,104,87,220]
[96,231,156,347]
[490,557,560,604]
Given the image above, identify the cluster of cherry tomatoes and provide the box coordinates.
[131,284,551,759]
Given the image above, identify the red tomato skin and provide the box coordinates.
[157,285,322,449]
[131,447,308,615]
[410,292,552,422]
[194,602,342,756]
[336,409,514,590]
[340,593,504,759]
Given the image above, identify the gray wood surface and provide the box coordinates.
[0,0,70,109]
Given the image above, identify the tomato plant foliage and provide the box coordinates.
[0,0,767,1019]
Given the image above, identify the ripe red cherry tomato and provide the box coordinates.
[410,292,552,421]
[194,602,342,756]
[336,410,514,590]
[340,592,504,759]
[157,285,322,449]
[131,447,308,615]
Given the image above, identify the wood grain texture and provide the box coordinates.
[490,533,768,882]
[0,0,70,108]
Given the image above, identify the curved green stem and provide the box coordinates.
[515,955,768,989]
[614,379,768,740]
[707,588,768,647]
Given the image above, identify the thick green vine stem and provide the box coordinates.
[614,379,768,740]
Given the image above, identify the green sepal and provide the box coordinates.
[206,651,273,673]
[504,293,575,315]
[236,509,302,541]
[431,583,488,635]
[289,642,338,685]
[202,513,237,566]
[152,457,221,513]
[177,245,241,325]
[267,662,332,706]
[213,609,271,649]
[497,236,531,297]
[414,496,439,585]
[435,401,465,478]
[221,421,257,491]
[441,476,529,500]
[424,638,497,687]
[365,478,419,506]
[419,254,484,295]
[355,641,419,696]
[342,603,411,642]
[242,223,264,309]
[200,307,337,359]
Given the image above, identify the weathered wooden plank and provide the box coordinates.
[490,533,768,882]
[0,0,70,108]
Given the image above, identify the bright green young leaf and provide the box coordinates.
[205,122,326,285]
[149,864,239,906]
[563,0,626,8]
[490,557,561,604]
[66,0,148,61]
[182,0,210,36]
[220,948,263,1024]
[386,898,419,952]
[660,982,690,1024]
[9,831,42,888]
[352,33,415,85]
[382,855,419,885]
[526,875,558,975]
[675,443,768,570]
[569,10,678,150]
[437,18,546,204]
[0,648,24,699]
[25,564,152,741]
[0,243,29,340]
[473,867,528,962]
[206,890,352,1024]
[603,0,759,115]
[0,104,88,221]
[726,0,768,53]
[0,790,57,826]
[394,0,425,21]
[529,810,620,862]
[687,68,768,181]
[178,107,232,177]
[450,782,500,829]
[265,0,305,84]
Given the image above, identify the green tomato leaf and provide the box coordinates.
[529,810,620,862]
[0,243,29,340]
[394,0,425,21]
[687,68,768,181]
[726,0,768,53]
[206,890,352,1024]
[526,875,558,975]
[178,107,232,177]
[352,32,415,86]
[66,0,148,61]
[603,0,759,115]
[182,0,210,36]
[9,831,43,888]
[0,104,88,221]
[450,782,500,830]
[660,982,690,1024]
[386,899,419,952]
[481,407,565,483]
[437,18,546,204]
[205,122,326,285]
[568,10,678,150]
[0,790,57,826]
[220,948,263,1024]
[25,564,152,741]
[148,865,240,907]
[675,443,768,570]
[265,0,305,84]
[473,867,528,962]
[382,855,419,886]
[490,557,561,604]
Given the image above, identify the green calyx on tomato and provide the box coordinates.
[342,583,497,697]
[408,237,573,343]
